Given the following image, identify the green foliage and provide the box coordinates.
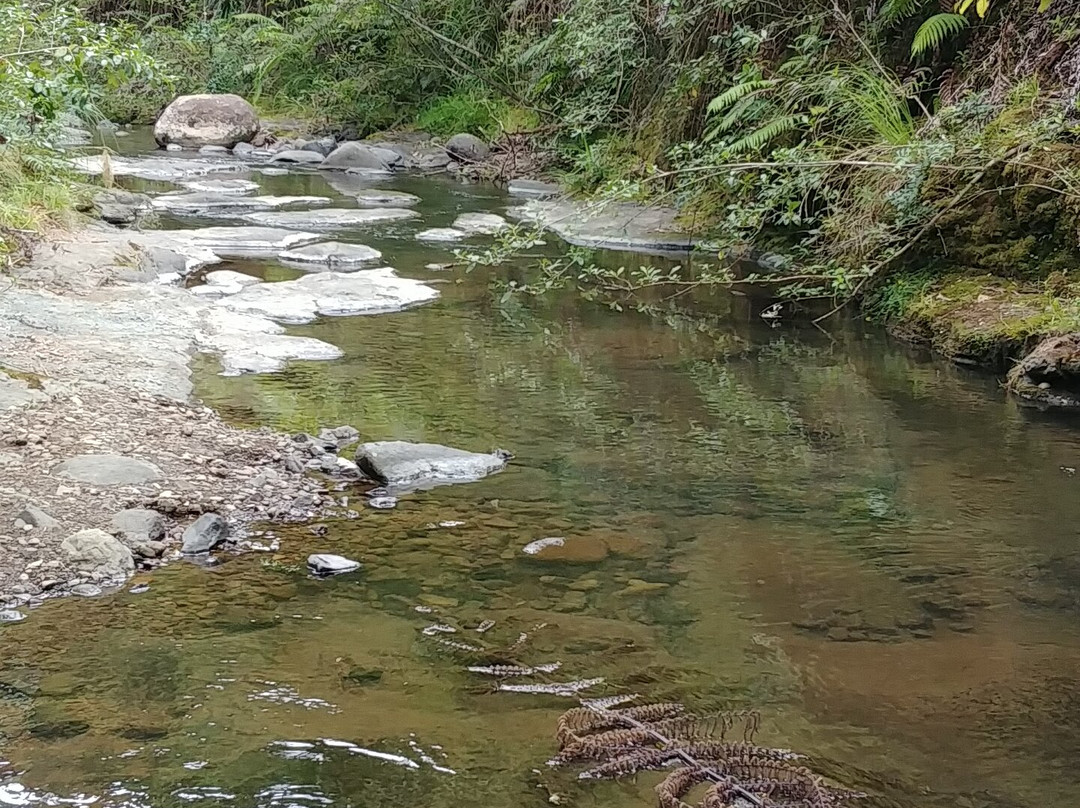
[911,13,969,56]
[416,90,507,138]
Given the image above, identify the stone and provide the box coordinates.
[269,149,326,164]
[70,583,103,597]
[198,144,230,155]
[555,590,588,612]
[15,505,59,531]
[232,142,256,157]
[1007,333,1080,408]
[165,143,184,152]
[319,142,405,172]
[60,529,135,578]
[278,242,383,269]
[452,213,509,235]
[181,513,229,554]
[616,579,670,596]
[0,610,25,622]
[180,178,260,195]
[166,226,323,258]
[507,179,561,199]
[510,199,699,255]
[297,137,336,157]
[152,193,331,217]
[111,509,166,545]
[445,133,490,163]
[93,189,153,226]
[367,496,398,510]
[418,594,458,609]
[342,666,383,685]
[307,554,361,576]
[355,441,509,491]
[244,208,419,230]
[414,228,467,242]
[53,455,163,486]
[198,309,344,375]
[214,267,439,324]
[522,535,609,563]
[354,190,421,207]
[204,270,259,287]
[154,94,259,148]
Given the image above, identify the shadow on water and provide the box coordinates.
[6,133,1080,807]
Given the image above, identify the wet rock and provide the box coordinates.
[244,207,419,230]
[181,178,260,195]
[555,590,588,612]
[297,137,336,157]
[508,179,560,199]
[522,536,608,563]
[367,496,398,510]
[152,192,331,217]
[167,226,323,258]
[354,190,421,207]
[616,579,669,596]
[233,142,255,157]
[198,307,344,375]
[0,609,26,622]
[54,454,163,486]
[452,212,509,235]
[1006,334,1080,408]
[308,553,361,576]
[181,513,229,554]
[111,508,166,545]
[205,269,259,288]
[154,93,259,148]
[215,267,439,324]
[70,583,103,597]
[355,441,509,490]
[15,505,60,531]
[415,228,466,242]
[269,149,326,164]
[60,529,135,578]
[318,425,360,448]
[342,666,383,685]
[199,144,230,155]
[93,189,153,226]
[278,241,383,269]
[319,142,405,172]
[445,134,490,163]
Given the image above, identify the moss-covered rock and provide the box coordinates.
[1006,333,1080,408]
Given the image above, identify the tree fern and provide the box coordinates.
[706,80,777,115]
[728,115,802,154]
[705,94,761,141]
[911,13,969,56]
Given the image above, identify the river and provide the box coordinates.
[1,130,1078,808]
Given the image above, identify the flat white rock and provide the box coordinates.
[308,554,361,575]
[452,212,509,235]
[415,228,466,242]
[278,241,383,269]
[215,267,439,324]
[204,269,259,287]
[245,208,419,230]
[180,178,260,195]
[71,154,244,182]
[167,226,324,257]
[196,308,343,375]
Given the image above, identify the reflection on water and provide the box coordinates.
[5,134,1080,807]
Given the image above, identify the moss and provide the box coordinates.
[0,365,45,389]
[887,273,1080,369]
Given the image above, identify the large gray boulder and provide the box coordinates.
[54,455,163,486]
[181,513,229,554]
[319,142,405,172]
[61,529,135,579]
[445,133,490,163]
[111,509,166,546]
[355,441,509,490]
[154,94,259,148]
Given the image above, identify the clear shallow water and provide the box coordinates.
[5,135,1080,807]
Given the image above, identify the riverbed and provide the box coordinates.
[1,131,1078,808]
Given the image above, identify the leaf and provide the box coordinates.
[728,115,802,154]
[911,13,969,56]
[976,0,990,16]
[706,79,777,115]
[1039,0,1053,9]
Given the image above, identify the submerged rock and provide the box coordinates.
[154,93,259,148]
[511,199,699,255]
[181,513,229,554]
[452,213,509,235]
[1007,333,1080,408]
[60,529,135,578]
[93,189,152,226]
[355,441,510,490]
[214,267,439,323]
[415,228,466,242]
[354,190,421,207]
[308,554,361,576]
[54,455,163,486]
[180,178,260,195]
[197,308,344,375]
[278,241,383,269]
[269,149,325,164]
[244,208,419,230]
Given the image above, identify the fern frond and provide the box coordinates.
[706,80,777,115]
[728,115,802,154]
[877,0,926,26]
[911,13,969,56]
